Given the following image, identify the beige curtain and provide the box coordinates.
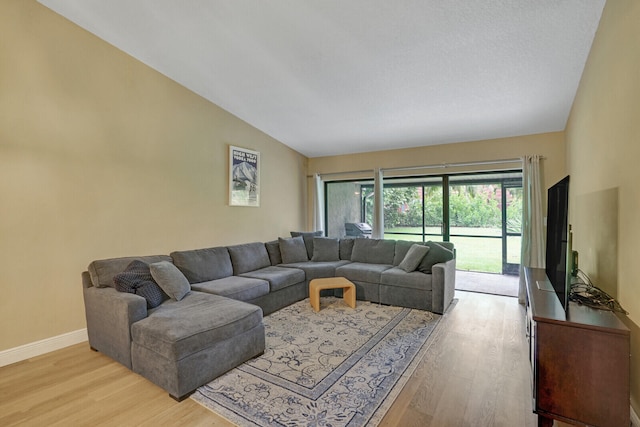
[519,155,545,303]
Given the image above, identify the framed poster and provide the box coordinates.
[229,145,260,207]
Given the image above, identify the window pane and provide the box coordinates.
[423,184,444,239]
[506,187,523,234]
[383,186,422,240]
[450,236,502,273]
[507,235,522,264]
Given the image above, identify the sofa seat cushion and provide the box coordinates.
[240,266,305,292]
[191,276,269,301]
[380,267,433,291]
[335,262,393,283]
[131,292,263,362]
[280,260,351,281]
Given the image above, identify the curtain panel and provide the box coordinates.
[519,155,545,303]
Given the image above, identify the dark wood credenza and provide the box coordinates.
[524,267,630,427]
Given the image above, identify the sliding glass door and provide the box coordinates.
[448,173,522,274]
[324,171,522,274]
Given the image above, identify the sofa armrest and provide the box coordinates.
[82,274,147,369]
[431,258,456,314]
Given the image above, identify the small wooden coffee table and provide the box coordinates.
[309,277,356,312]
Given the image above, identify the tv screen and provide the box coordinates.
[545,175,570,310]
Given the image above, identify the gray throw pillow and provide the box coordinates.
[113,260,168,308]
[149,261,191,301]
[418,241,455,273]
[311,237,340,262]
[290,231,323,259]
[398,244,430,272]
[279,236,309,263]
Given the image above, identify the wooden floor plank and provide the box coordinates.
[0,291,539,426]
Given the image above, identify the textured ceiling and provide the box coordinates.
[38,0,605,158]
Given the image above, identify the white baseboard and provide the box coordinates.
[0,329,88,367]
[632,405,640,427]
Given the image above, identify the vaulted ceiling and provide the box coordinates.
[38,1,606,158]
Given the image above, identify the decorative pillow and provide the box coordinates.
[398,244,430,272]
[279,236,309,263]
[393,240,419,265]
[89,254,172,288]
[311,237,340,262]
[113,260,168,308]
[149,261,191,301]
[290,231,323,259]
[418,241,455,273]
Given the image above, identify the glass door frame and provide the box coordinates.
[502,180,523,275]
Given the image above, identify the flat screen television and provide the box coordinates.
[545,175,572,310]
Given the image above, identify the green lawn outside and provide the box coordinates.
[384,226,521,273]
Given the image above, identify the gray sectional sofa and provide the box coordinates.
[82,236,455,400]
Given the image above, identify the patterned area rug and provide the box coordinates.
[191,297,442,427]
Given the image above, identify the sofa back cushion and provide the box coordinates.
[311,237,340,262]
[279,236,309,263]
[265,240,283,265]
[350,239,396,265]
[88,255,172,288]
[339,238,355,261]
[170,247,233,283]
[227,242,271,274]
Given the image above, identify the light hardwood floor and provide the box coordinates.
[0,291,539,426]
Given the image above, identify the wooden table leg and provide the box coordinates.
[343,285,356,308]
[309,283,320,312]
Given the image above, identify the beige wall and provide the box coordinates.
[566,0,640,412]
[308,132,566,227]
[0,1,307,351]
